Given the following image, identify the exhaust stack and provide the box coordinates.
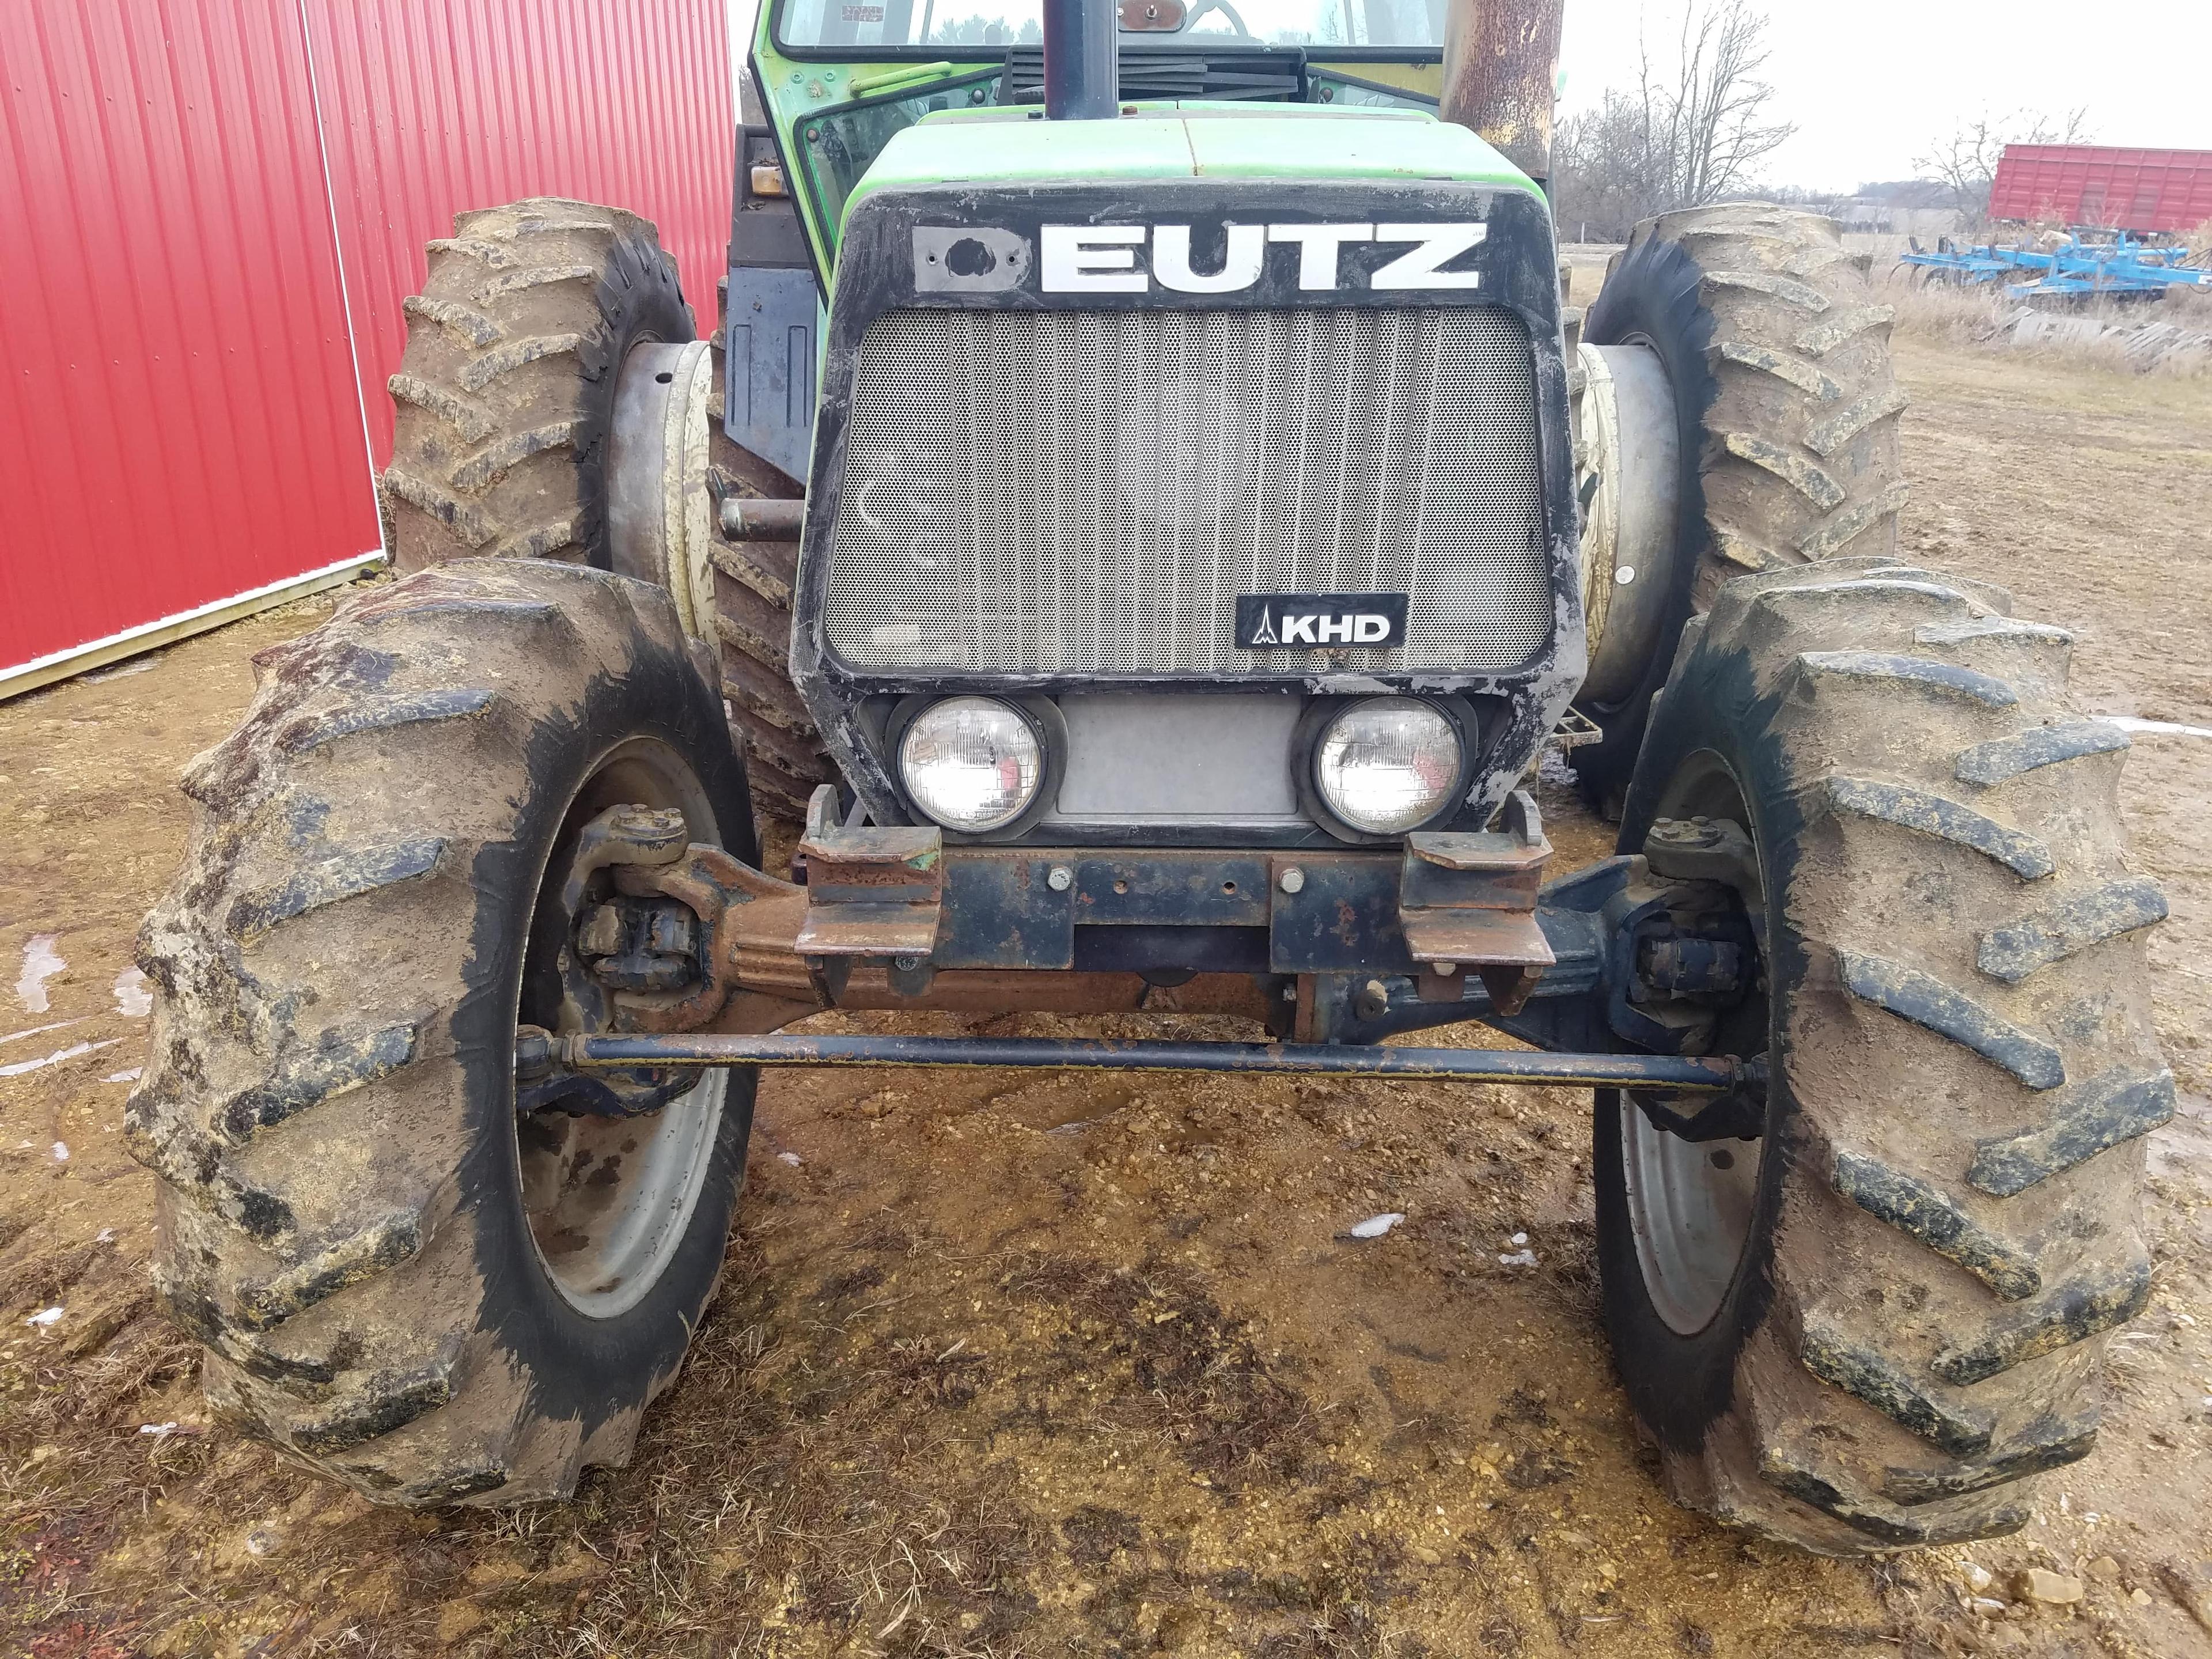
[1042,0,1120,119]
[1441,0,1566,186]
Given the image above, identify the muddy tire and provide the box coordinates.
[1573,203,1906,815]
[704,510,827,823]
[383,195,831,827]
[1594,558,2169,1554]
[128,560,757,1506]
[382,198,693,571]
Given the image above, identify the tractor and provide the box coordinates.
[129,0,2172,1556]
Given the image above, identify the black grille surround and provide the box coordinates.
[790,175,1585,845]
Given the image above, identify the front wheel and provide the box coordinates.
[130,561,756,1505]
[1595,558,2169,1554]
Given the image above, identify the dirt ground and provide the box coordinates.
[5,317,2211,1658]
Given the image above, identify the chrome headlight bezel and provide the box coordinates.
[889,695,1060,838]
[1296,695,1475,843]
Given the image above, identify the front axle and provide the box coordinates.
[553,1029,1747,1091]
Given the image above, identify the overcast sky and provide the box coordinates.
[726,0,2209,192]
[1559,1,2212,192]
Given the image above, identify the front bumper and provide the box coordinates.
[793,787,1557,1005]
[581,789,1593,1041]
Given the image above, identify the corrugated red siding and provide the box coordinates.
[0,0,380,671]
[304,0,736,461]
[1991,145,2212,235]
[1,0,736,679]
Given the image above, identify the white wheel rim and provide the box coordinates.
[515,736,729,1320]
[521,1072,725,1320]
[1621,1101,1760,1335]
[1620,747,1768,1335]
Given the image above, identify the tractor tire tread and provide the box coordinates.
[1832,949,2065,1089]
[1966,1069,2175,1197]
[1607,556,2165,1554]
[1955,721,2129,787]
[133,559,734,1505]
[1976,878,2168,984]
[1794,650,2017,707]
[448,420,580,494]
[399,295,501,347]
[1879,1412,2099,1505]
[1821,778,2054,880]
[214,1016,425,1143]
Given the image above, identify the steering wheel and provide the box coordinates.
[1179,0,1253,35]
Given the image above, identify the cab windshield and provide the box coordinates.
[777,0,1445,52]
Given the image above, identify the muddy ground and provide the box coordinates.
[4,320,2210,1657]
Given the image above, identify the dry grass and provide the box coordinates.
[1883,263,2212,378]
[0,1245,207,1656]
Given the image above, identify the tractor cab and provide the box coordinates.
[756,0,1450,267]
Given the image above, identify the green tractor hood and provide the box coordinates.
[845,104,1539,233]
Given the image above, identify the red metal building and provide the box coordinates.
[0,0,736,696]
[1990,144,2212,235]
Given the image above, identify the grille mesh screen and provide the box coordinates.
[823,306,1552,676]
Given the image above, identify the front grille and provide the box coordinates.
[822,306,1552,677]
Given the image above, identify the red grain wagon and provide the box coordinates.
[1990,143,2212,235]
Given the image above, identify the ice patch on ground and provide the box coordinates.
[113,967,151,1017]
[16,934,64,1013]
[82,656,160,683]
[2097,715,2212,740]
[0,1037,122,1078]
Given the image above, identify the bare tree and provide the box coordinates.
[1553,91,1656,240]
[1552,0,1795,241]
[1916,109,2095,225]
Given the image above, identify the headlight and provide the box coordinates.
[1313,698,1461,834]
[898,697,1044,832]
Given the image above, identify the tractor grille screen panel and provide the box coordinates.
[824,306,1552,676]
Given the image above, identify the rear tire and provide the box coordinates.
[383,198,691,571]
[1573,204,1906,816]
[384,196,832,827]
[131,561,756,1505]
[1595,558,2168,1554]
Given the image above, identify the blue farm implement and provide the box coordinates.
[1902,232,2211,301]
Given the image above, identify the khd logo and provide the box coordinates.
[1234,593,1408,650]
[1248,609,1392,645]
